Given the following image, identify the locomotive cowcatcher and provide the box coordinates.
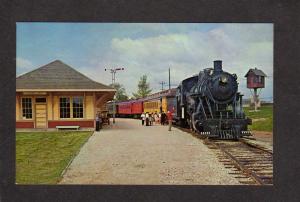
[174,60,252,139]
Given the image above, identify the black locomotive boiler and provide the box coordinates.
[174,60,252,139]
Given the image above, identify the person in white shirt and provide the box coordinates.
[141,113,146,126]
[158,112,161,124]
[154,112,158,124]
[145,112,149,126]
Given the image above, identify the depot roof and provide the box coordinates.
[16,60,115,92]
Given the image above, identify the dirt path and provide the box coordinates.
[59,118,241,185]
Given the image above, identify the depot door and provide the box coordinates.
[35,104,47,128]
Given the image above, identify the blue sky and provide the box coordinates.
[17,23,273,101]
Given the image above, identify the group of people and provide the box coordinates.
[141,110,174,131]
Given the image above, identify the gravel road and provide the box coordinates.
[59,118,241,185]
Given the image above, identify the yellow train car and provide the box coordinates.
[143,96,174,114]
[161,97,168,113]
[143,99,161,114]
[143,88,177,114]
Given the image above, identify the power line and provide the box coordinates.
[159,81,166,91]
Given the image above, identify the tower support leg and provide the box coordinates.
[254,88,258,111]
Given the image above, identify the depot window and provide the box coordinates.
[73,97,83,118]
[60,96,84,119]
[22,98,32,119]
[60,97,71,118]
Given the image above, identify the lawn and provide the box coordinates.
[16,131,93,184]
[244,105,273,132]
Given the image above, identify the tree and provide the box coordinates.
[132,75,152,98]
[109,83,129,101]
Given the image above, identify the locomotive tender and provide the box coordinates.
[174,60,251,139]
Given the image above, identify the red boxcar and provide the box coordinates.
[118,101,132,114]
[131,100,143,114]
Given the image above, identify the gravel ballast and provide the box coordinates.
[60,118,241,185]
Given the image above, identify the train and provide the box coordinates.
[107,60,252,139]
[107,88,176,118]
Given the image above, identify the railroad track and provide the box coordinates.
[176,126,273,185]
[205,139,273,185]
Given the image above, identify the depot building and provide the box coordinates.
[16,60,115,129]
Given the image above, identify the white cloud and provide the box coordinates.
[94,24,273,101]
[16,57,35,76]
[24,24,271,101]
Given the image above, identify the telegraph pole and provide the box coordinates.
[105,67,125,124]
[159,81,166,91]
[168,68,171,90]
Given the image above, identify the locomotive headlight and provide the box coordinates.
[221,76,227,83]
[220,75,228,84]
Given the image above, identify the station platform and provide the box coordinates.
[60,118,241,185]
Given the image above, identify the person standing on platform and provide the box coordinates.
[99,115,103,131]
[167,110,173,131]
[141,113,145,126]
[95,113,100,131]
[152,113,155,125]
[145,112,149,126]
[163,112,167,125]
[158,112,161,124]
[154,112,159,124]
[161,111,165,125]
[149,113,153,126]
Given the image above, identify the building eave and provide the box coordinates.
[16,89,116,92]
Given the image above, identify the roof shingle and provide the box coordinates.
[16,60,114,91]
[244,68,267,77]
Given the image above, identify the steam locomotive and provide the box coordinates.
[173,60,252,139]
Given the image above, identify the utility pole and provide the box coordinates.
[168,68,171,90]
[105,67,125,124]
[159,81,166,91]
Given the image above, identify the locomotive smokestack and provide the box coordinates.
[214,60,222,72]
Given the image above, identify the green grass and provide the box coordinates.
[16,131,93,184]
[244,105,273,132]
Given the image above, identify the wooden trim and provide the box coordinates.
[16,121,34,128]
[93,92,96,118]
[48,120,94,128]
[84,92,86,119]
[52,92,86,96]
[17,94,22,120]
[51,92,54,120]
[56,118,87,121]
[17,120,35,122]
[17,89,116,92]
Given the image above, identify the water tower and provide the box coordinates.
[244,68,267,111]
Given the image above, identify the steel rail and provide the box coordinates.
[208,140,266,185]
